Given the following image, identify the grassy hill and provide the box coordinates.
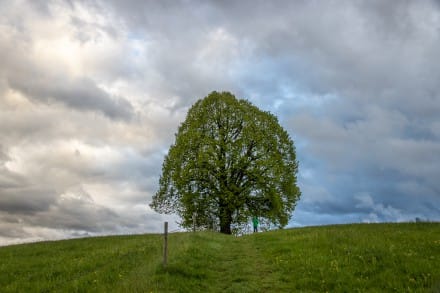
[0,223,439,292]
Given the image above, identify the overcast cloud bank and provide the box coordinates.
[0,0,439,246]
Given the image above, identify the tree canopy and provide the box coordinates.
[150,91,300,234]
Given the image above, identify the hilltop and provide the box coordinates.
[0,223,439,292]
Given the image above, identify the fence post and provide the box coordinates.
[163,221,168,268]
[193,212,196,232]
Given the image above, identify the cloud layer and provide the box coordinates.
[1,0,439,245]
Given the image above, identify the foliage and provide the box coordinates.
[150,91,300,234]
[0,223,439,292]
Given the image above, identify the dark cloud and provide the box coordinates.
[0,145,9,165]
[0,187,57,213]
[34,191,119,232]
[8,75,134,121]
[0,159,58,214]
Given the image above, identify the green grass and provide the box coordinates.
[0,223,439,292]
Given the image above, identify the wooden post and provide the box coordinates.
[193,212,196,232]
[163,221,168,268]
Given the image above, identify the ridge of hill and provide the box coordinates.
[1,223,439,292]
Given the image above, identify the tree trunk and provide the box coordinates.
[220,215,232,234]
[219,204,232,234]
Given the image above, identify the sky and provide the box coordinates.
[1,0,439,246]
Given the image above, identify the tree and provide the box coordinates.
[150,91,300,234]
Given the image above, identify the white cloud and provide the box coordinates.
[355,193,407,223]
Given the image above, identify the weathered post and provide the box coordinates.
[192,212,196,232]
[163,221,168,268]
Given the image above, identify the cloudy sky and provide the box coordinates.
[1,0,439,246]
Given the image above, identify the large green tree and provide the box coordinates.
[150,91,300,234]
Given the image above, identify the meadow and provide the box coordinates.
[0,222,439,292]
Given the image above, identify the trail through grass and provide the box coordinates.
[0,223,439,292]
